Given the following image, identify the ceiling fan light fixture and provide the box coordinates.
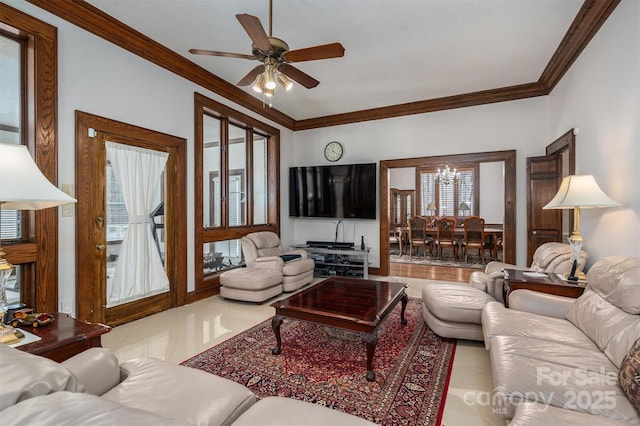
[252,73,266,93]
[277,73,293,91]
[264,87,275,97]
[264,67,277,90]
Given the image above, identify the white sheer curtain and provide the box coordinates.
[106,142,169,307]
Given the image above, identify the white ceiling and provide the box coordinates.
[85,0,583,121]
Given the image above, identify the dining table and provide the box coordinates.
[394,225,503,261]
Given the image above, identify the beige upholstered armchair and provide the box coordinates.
[241,231,315,292]
[469,242,588,303]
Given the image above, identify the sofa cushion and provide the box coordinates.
[102,357,256,426]
[0,392,187,425]
[246,231,281,257]
[566,288,640,367]
[488,335,639,422]
[481,301,598,351]
[619,338,640,412]
[530,242,586,274]
[584,257,640,314]
[0,344,84,411]
[282,257,315,276]
[422,283,495,324]
[220,267,283,290]
[232,397,376,426]
[509,401,634,426]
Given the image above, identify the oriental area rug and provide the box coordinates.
[181,298,456,425]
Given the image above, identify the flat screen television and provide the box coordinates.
[289,163,377,219]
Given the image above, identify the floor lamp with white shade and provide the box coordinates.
[0,143,76,344]
[543,174,621,281]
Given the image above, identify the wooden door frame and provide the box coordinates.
[546,129,576,236]
[380,150,516,276]
[75,111,187,324]
[525,129,576,261]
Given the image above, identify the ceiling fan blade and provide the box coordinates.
[236,14,272,52]
[189,49,255,60]
[279,63,319,89]
[282,42,345,63]
[237,65,264,86]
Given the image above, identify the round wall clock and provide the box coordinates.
[324,141,343,162]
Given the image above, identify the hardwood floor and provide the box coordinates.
[389,262,479,283]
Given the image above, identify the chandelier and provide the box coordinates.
[251,57,293,106]
[436,165,459,185]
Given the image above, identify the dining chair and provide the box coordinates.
[389,228,401,254]
[435,217,458,260]
[462,216,486,263]
[408,216,433,259]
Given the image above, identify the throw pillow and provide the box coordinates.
[619,337,640,411]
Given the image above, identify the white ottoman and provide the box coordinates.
[220,268,283,303]
[422,282,496,341]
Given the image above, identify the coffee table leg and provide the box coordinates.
[271,315,284,355]
[364,333,378,382]
[400,293,408,325]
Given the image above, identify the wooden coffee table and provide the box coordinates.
[270,276,408,382]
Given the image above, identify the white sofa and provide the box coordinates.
[0,345,373,425]
[481,256,640,424]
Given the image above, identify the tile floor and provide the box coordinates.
[102,276,505,426]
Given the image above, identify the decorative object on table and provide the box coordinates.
[458,201,471,217]
[426,201,437,217]
[10,308,55,328]
[360,235,365,250]
[543,174,621,281]
[0,143,76,344]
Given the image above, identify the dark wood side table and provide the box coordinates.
[503,268,586,308]
[16,313,111,362]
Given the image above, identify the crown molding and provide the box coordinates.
[27,0,619,130]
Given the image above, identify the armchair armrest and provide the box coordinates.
[508,289,575,319]
[254,256,285,270]
[61,347,121,396]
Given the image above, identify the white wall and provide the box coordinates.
[291,98,550,267]
[6,1,295,317]
[389,168,416,190]
[548,0,640,263]
[479,162,504,223]
[8,0,638,315]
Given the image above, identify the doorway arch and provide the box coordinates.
[379,150,516,276]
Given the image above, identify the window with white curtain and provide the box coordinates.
[106,161,128,242]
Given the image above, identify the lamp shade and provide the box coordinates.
[543,175,621,210]
[0,143,76,210]
[427,202,437,211]
[458,201,471,212]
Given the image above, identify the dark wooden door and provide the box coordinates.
[526,155,562,264]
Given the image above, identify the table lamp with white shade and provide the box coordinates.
[542,174,621,281]
[0,142,76,344]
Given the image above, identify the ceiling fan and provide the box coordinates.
[189,0,345,97]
